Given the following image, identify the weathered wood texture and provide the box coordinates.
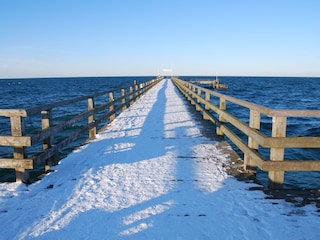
[0,78,162,182]
[172,77,320,189]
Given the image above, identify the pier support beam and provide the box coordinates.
[244,109,260,173]
[268,116,287,189]
[216,98,226,136]
[88,97,96,139]
[203,91,210,120]
[109,92,115,121]
[130,87,134,106]
[10,116,29,182]
[196,89,201,111]
[42,109,57,171]
[122,89,127,111]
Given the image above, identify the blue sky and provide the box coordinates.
[1,0,319,78]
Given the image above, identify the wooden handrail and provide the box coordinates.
[0,109,27,117]
[268,109,320,117]
[172,77,320,189]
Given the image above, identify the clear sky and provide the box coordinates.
[1,0,319,78]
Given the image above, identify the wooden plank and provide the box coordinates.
[88,97,96,139]
[41,109,53,149]
[10,116,27,159]
[0,109,27,117]
[0,136,31,146]
[261,160,320,171]
[269,110,320,117]
[10,115,29,182]
[135,84,139,100]
[41,109,57,170]
[130,86,134,105]
[196,88,201,111]
[203,91,211,120]
[217,98,226,136]
[263,137,320,148]
[244,109,261,172]
[122,89,127,111]
[0,158,34,169]
[269,116,287,189]
[10,116,25,138]
[109,92,115,121]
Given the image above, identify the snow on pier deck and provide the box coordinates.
[0,79,319,239]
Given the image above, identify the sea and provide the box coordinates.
[0,76,319,188]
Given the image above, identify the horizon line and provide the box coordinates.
[1,74,320,80]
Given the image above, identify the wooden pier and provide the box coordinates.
[190,79,228,89]
[0,77,320,189]
[190,80,215,85]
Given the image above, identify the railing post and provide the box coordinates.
[196,88,201,111]
[184,83,188,98]
[268,116,287,189]
[88,97,96,139]
[244,109,260,173]
[186,84,192,101]
[139,83,143,96]
[216,97,226,136]
[109,92,115,121]
[191,86,196,105]
[122,89,127,111]
[41,109,56,171]
[143,82,147,92]
[130,86,134,106]
[10,116,29,182]
[135,84,139,100]
[203,91,210,120]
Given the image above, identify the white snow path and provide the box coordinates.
[0,79,319,240]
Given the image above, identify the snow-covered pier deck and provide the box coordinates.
[0,79,319,239]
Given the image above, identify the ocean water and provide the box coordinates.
[0,76,319,188]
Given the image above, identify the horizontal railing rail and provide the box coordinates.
[172,77,320,189]
[0,78,162,182]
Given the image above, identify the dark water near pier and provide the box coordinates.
[0,76,319,188]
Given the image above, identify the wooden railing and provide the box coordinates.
[0,78,162,182]
[172,77,320,189]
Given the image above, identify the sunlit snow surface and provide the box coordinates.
[0,79,319,240]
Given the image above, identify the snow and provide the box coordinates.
[0,79,319,240]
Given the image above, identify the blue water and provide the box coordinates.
[0,76,319,188]
[0,77,150,109]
